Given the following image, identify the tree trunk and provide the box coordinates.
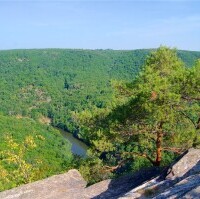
[154,130,163,166]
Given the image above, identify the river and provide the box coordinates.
[58,129,88,157]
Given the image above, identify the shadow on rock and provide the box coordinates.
[89,167,162,199]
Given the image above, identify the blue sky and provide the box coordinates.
[0,0,200,50]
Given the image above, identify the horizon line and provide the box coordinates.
[0,47,199,52]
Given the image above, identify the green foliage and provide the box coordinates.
[0,49,149,133]
[0,48,199,186]
[0,114,73,191]
[72,152,113,185]
[0,135,40,190]
[0,49,199,133]
[76,47,200,173]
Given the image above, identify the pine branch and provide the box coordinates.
[121,151,155,165]
[102,151,156,172]
[162,147,185,154]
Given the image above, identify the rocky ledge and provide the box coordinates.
[0,148,199,199]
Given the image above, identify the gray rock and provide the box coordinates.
[154,174,200,199]
[0,148,200,199]
[165,148,200,180]
[85,167,161,199]
[0,169,87,199]
[183,185,200,199]
[121,148,200,199]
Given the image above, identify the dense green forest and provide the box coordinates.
[0,49,200,134]
[0,48,199,189]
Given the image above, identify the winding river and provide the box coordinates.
[58,129,88,157]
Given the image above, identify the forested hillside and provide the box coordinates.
[0,49,200,134]
[0,114,72,191]
[0,48,200,190]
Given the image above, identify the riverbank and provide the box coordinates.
[57,128,88,157]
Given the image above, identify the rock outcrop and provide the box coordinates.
[0,169,87,199]
[121,148,200,199]
[0,148,199,199]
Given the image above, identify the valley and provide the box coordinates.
[0,48,200,192]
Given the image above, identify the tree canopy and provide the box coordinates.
[76,47,200,170]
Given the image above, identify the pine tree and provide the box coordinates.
[76,47,200,168]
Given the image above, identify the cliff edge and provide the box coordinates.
[0,148,199,199]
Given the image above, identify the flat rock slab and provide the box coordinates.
[0,169,87,199]
[0,168,161,199]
